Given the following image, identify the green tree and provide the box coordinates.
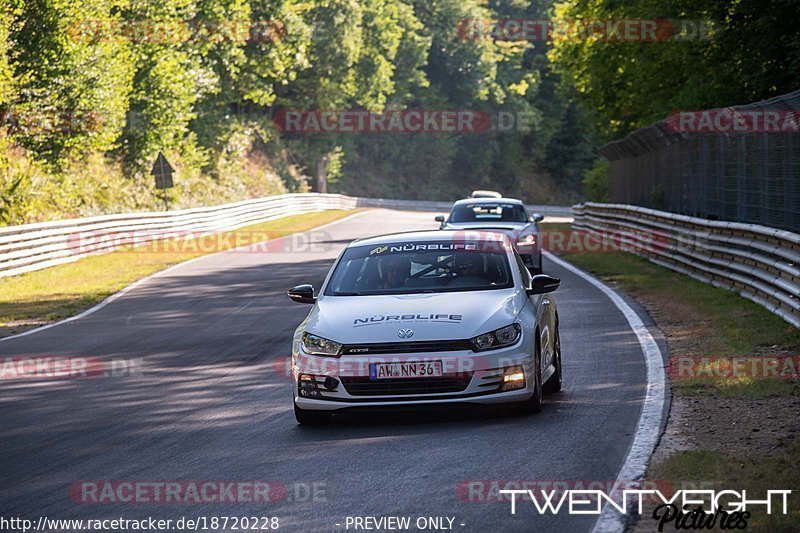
[238,0,312,108]
[119,0,216,173]
[7,0,135,164]
[549,0,800,138]
[278,0,431,192]
[582,157,609,202]
[189,0,252,176]
[0,2,16,107]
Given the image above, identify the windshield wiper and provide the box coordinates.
[334,291,361,296]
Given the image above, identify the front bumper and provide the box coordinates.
[292,341,536,412]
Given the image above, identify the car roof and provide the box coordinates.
[452,197,525,206]
[470,190,502,198]
[350,229,510,247]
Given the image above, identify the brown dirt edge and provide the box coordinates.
[614,295,800,531]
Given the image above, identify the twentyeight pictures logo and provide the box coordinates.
[497,487,793,531]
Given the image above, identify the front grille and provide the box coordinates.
[341,340,472,355]
[340,373,473,396]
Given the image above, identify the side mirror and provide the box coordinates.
[434,215,445,223]
[288,284,316,304]
[526,274,560,295]
[532,213,544,223]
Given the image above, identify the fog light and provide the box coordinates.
[501,366,526,391]
[298,374,322,398]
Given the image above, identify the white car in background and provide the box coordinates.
[287,230,562,425]
[469,190,503,198]
[435,197,545,274]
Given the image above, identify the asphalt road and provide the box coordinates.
[0,210,656,533]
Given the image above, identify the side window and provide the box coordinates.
[513,250,532,287]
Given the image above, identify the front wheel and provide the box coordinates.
[517,344,542,414]
[294,402,332,425]
[543,325,562,394]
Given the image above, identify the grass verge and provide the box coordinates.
[0,209,354,338]
[556,249,799,357]
[557,248,800,397]
[649,445,800,532]
[542,223,800,530]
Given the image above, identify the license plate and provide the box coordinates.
[369,361,444,380]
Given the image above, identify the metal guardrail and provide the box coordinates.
[572,202,800,328]
[0,193,571,278]
[0,194,356,278]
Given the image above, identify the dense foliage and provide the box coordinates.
[0,0,795,222]
[0,0,598,224]
[549,0,800,139]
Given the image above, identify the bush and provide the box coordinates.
[0,140,290,226]
[582,158,610,202]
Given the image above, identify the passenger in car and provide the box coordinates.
[380,256,411,289]
[454,254,482,278]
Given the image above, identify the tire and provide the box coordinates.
[518,339,543,414]
[294,402,332,425]
[543,324,562,394]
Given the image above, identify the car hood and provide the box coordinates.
[305,289,525,344]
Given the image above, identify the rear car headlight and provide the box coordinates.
[517,234,536,247]
[301,332,343,357]
[470,323,521,352]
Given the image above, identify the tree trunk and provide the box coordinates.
[316,153,330,193]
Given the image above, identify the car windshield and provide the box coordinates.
[449,203,529,223]
[324,241,514,296]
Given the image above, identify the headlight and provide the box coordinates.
[470,323,521,352]
[301,332,343,357]
[517,234,536,247]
